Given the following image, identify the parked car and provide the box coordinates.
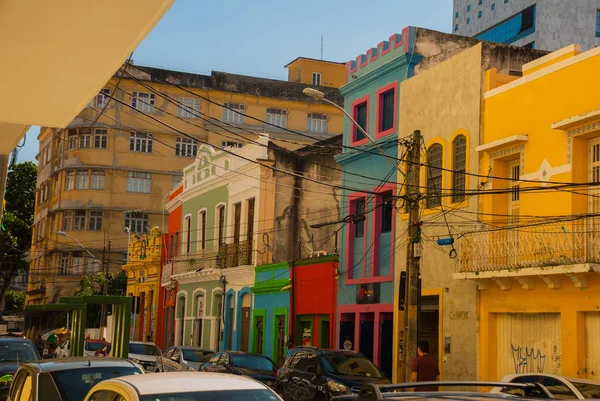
[83,371,283,401]
[491,373,600,399]
[0,337,40,400]
[128,341,162,372]
[56,341,69,358]
[84,340,111,357]
[155,346,214,372]
[6,357,143,401]
[331,381,554,401]
[200,351,278,388]
[276,347,390,401]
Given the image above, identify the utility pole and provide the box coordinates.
[100,241,111,338]
[401,130,423,382]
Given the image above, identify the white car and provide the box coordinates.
[491,373,600,399]
[128,341,162,372]
[83,371,284,401]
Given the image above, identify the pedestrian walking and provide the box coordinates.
[411,340,440,391]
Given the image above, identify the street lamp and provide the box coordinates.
[302,88,400,172]
[57,231,102,264]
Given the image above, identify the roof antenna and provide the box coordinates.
[320,35,324,60]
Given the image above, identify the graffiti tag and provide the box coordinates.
[449,311,469,320]
[511,344,546,374]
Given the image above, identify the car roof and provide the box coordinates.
[111,372,267,395]
[501,373,600,386]
[20,357,140,372]
[130,341,158,345]
[223,350,266,356]
[0,337,33,343]
[290,347,360,356]
[179,346,214,351]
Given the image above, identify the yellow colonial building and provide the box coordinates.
[455,45,600,381]
[26,59,344,306]
[123,228,162,342]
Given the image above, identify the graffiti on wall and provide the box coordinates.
[511,344,546,374]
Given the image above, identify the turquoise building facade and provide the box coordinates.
[335,27,421,379]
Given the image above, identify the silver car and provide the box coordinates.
[492,373,600,399]
[155,346,214,372]
[127,341,162,372]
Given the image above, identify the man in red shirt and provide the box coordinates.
[411,340,440,391]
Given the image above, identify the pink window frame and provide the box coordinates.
[375,81,398,139]
[346,192,368,280]
[345,183,396,285]
[350,95,370,146]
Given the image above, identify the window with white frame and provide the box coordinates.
[125,212,149,234]
[177,97,200,118]
[79,134,91,149]
[129,132,153,153]
[221,141,243,149]
[71,251,84,275]
[266,108,287,128]
[312,72,321,86]
[95,88,111,109]
[94,129,108,149]
[76,170,89,190]
[88,211,103,231]
[59,253,70,276]
[68,134,77,150]
[175,137,198,157]
[90,170,105,190]
[132,91,155,113]
[73,211,86,231]
[62,211,72,231]
[65,170,75,190]
[223,103,245,124]
[307,113,327,133]
[127,171,151,193]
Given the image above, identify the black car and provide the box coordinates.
[276,347,390,401]
[0,337,40,400]
[155,346,215,372]
[200,351,278,388]
[5,357,144,401]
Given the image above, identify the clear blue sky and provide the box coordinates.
[18,0,451,163]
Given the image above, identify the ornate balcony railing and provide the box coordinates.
[171,240,253,276]
[458,218,600,273]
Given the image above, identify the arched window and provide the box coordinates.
[452,135,467,203]
[426,144,443,209]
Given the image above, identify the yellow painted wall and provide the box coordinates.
[123,229,162,342]
[478,45,600,381]
[285,58,346,88]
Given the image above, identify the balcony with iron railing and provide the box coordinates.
[458,218,600,274]
[171,239,254,277]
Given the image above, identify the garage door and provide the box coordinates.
[496,313,561,379]
[586,312,600,381]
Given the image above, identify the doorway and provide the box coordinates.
[177,297,185,346]
[193,319,203,347]
[241,294,251,352]
[359,312,374,362]
[275,315,286,366]
[320,318,330,349]
[340,313,355,350]
[418,296,440,365]
[380,313,393,379]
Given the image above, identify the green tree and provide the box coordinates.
[75,272,127,327]
[0,162,37,315]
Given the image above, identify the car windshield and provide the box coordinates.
[0,341,39,362]
[324,353,383,378]
[182,349,214,362]
[49,366,142,401]
[230,354,276,372]
[571,382,600,399]
[140,389,279,401]
[130,343,161,356]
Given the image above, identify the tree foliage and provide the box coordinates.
[0,162,37,314]
[75,272,127,327]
